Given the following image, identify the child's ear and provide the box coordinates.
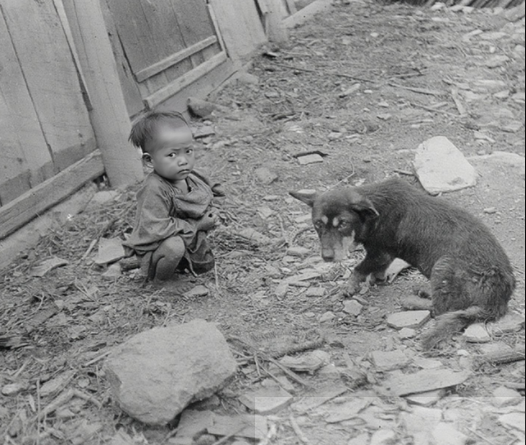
[142,153,154,169]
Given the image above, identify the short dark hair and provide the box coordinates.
[129,110,190,152]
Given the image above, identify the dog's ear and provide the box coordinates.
[289,189,318,207]
[350,196,379,220]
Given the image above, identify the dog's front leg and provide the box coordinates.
[341,251,393,298]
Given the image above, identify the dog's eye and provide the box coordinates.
[338,221,350,230]
[314,221,324,231]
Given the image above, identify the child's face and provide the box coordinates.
[144,124,196,183]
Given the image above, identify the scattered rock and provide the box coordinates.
[402,407,443,436]
[306,287,326,298]
[40,370,76,398]
[31,256,69,277]
[208,414,268,440]
[184,285,210,299]
[399,328,417,340]
[485,54,510,69]
[238,228,272,246]
[257,206,274,219]
[406,389,446,407]
[504,2,525,22]
[255,167,279,185]
[236,71,260,85]
[478,341,514,355]
[173,410,215,444]
[320,312,336,323]
[95,238,126,266]
[501,121,524,134]
[371,350,411,372]
[279,350,331,372]
[493,386,523,408]
[432,423,470,445]
[238,388,293,414]
[471,79,507,92]
[187,97,228,118]
[385,369,471,396]
[489,313,525,334]
[498,412,525,432]
[1,382,28,396]
[383,258,412,283]
[463,323,491,343]
[414,358,444,370]
[348,433,370,445]
[387,311,431,330]
[297,153,325,165]
[105,320,237,425]
[494,90,510,100]
[193,126,216,139]
[484,207,498,214]
[414,136,477,195]
[287,246,311,257]
[344,300,364,317]
[325,398,369,423]
[370,429,397,445]
[102,263,122,280]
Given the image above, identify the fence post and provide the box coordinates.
[61,0,144,187]
[260,0,289,43]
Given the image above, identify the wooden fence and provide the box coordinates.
[0,0,328,243]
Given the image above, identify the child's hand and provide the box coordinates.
[197,212,218,232]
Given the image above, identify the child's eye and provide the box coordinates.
[186,148,194,154]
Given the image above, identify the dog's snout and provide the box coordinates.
[322,249,335,262]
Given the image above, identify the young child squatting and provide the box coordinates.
[124,111,223,282]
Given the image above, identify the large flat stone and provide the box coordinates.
[387,311,431,330]
[371,350,411,372]
[238,388,293,415]
[432,423,470,445]
[385,369,471,397]
[414,136,477,195]
[105,320,237,425]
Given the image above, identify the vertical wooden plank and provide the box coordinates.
[210,0,268,62]
[62,0,144,187]
[100,0,144,117]
[2,0,96,172]
[0,91,31,205]
[0,7,53,189]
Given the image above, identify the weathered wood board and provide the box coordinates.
[0,8,54,202]
[210,0,268,61]
[0,151,105,241]
[2,0,96,172]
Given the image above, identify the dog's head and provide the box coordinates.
[290,187,379,262]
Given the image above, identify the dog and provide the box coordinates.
[290,178,516,349]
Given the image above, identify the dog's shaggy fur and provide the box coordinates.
[291,178,516,349]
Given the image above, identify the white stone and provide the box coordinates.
[344,300,364,317]
[489,313,525,334]
[406,389,446,407]
[371,350,411,372]
[499,413,526,432]
[414,137,477,195]
[493,386,523,408]
[348,433,369,445]
[238,388,293,415]
[463,323,491,343]
[399,328,417,339]
[370,429,397,445]
[387,311,431,330]
[402,407,443,436]
[486,55,510,68]
[105,320,237,425]
[432,423,470,445]
[320,312,336,323]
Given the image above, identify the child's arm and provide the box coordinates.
[127,183,196,251]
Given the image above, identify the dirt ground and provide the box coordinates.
[1,1,525,444]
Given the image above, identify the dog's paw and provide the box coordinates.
[339,281,362,298]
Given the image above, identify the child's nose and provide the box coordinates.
[178,156,188,166]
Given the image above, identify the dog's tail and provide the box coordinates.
[420,306,491,350]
